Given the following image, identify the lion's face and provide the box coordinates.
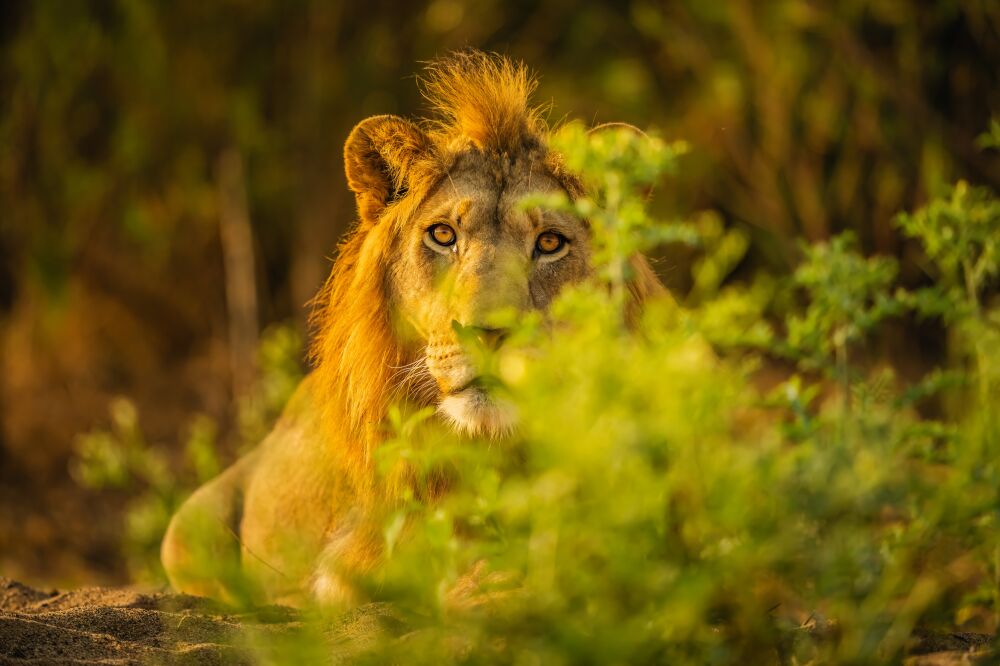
[320,55,662,443]
[387,150,591,437]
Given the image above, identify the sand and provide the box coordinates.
[0,577,992,664]
[0,577,307,664]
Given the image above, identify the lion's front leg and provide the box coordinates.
[310,513,385,607]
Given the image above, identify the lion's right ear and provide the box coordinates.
[344,115,432,224]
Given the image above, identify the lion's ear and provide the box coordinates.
[587,122,656,201]
[587,121,646,137]
[584,123,669,321]
[344,115,431,223]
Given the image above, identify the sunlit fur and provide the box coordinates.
[162,50,666,606]
[438,388,518,439]
[422,50,546,155]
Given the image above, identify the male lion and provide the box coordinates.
[161,51,665,606]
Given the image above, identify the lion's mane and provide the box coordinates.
[306,52,580,477]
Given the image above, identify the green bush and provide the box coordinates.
[72,323,304,582]
[340,125,1000,663]
[72,125,1000,663]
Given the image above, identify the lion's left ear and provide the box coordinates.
[585,123,669,321]
[344,115,432,224]
[587,122,657,202]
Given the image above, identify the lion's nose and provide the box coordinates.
[471,326,507,351]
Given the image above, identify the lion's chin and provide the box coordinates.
[438,387,517,439]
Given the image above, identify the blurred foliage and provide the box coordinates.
[236,323,306,447]
[72,323,303,582]
[2,0,998,308]
[328,125,1000,663]
[0,0,998,592]
[85,122,1000,662]
[12,0,993,657]
[978,119,1000,152]
[72,399,220,583]
[783,233,902,378]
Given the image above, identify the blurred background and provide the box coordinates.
[1,0,997,588]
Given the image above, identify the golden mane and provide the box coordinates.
[164,51,667,605]
[308,221,403,478]
[308,52,553,474]
[306,53,655,472]
[421,50,547,156]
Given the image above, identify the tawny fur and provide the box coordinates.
[161,50,667,607]
[422,50,546,155]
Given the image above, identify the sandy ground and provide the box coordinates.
[0,577,304,664]
[0,576,408,665]
[0,576,993,664]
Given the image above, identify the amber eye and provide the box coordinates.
[535,231,566,255]
[428,223,457,247]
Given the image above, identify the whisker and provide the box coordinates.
[387,353,441,409]
[388,357,426,372]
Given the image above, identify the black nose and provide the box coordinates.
[471,326,507,351]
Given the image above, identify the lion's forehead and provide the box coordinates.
[447,150,563,195]
[416,158,566,239]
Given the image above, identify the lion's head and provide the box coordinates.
[310,52,663,452]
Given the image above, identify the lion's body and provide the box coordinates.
[161,51,665,606]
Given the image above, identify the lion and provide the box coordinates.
[161,51,666,607]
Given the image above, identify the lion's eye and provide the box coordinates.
[427,223,457,247]
[535,231,566,255]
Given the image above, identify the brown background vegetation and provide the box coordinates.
[1,0,997,587]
